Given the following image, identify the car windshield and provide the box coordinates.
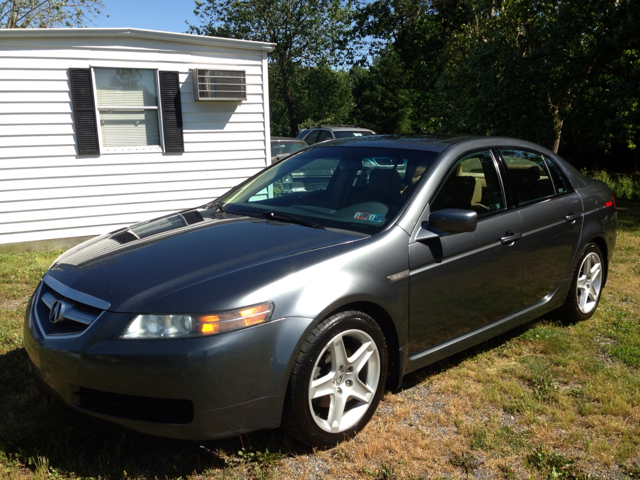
[333,130,375,139]
[271,141,306,156]
[218,146,437,235]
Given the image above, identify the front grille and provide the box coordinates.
[34,276,107,338]
[76,387,194,424]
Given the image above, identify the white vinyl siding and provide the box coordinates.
[0,29,273,245]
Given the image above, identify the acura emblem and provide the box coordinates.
[49,300,66,324]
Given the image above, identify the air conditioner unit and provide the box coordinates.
[192,69,246,101]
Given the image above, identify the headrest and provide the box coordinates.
[369,168,402,197]
[508,166,540,190]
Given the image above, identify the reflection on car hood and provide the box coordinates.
[47,210,362,312]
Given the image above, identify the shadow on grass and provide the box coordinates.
[397,314,556,392]
[0,348,311,479]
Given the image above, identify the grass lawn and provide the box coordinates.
[0,201,638,479]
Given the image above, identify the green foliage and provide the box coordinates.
[525,446,591,479]
[270,64,353,136]
[350,0,640,170]
[0,0,105,28]
[350,49,413,134]
[585,171,640,201]
[603,312,640,368]
[361,461,396,479]
[237,448,282,479]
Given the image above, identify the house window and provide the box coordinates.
[69,68,184,155]
[94,68,161,149]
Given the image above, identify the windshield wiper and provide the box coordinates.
[263,211,325,230]
[207,200,226,213]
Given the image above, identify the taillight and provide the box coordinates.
[604,195,616,212]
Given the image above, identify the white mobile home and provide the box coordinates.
[0,28,275,246]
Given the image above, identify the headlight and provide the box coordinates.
[119,302,273,339]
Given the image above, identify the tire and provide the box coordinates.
[283,310,388,447]
[561,242,605,323]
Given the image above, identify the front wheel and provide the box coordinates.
[561,242,605,322]
[283,310,388,447]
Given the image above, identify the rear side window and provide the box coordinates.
[305,130,321,145]
[544,156,571,194]
[499,149,555,205]
[316,130,333,143]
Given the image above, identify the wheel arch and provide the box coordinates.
[587,235,609,286]
[326,301,402,390]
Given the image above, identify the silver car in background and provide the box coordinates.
[297,125,376,145]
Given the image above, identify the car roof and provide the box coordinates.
[302,125,374,132]
[312,134,560,156]
[314,134,470,153]
[271,136,306,142]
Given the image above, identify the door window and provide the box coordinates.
[305,130,320,145]
[499,150,555,205]
[431,150,505,217]
[316,130,333,143]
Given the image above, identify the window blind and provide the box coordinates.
[99,110,160,147]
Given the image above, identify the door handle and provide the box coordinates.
[500,230,523,245]
[565,212,582,224]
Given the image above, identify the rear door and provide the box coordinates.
[497,149,584,304]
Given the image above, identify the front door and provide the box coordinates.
[408,150,526,355]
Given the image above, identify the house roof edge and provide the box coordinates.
[0,27,276,52]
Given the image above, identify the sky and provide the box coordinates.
[91,0,200,34]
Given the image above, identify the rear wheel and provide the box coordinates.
[283,311,387,447]
[561,243,605,322]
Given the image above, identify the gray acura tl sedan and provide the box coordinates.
[25,135,617,447]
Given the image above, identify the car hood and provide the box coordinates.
[47,210,363,313]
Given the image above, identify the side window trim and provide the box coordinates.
[544,155,573,195]
[492,148,515,209]
[488,149,507,212]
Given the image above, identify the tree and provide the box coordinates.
[270,64,354,136]
[433,0,640,159]
[350,49,413,133]
[0,0,105,28]
[352,0,475,133]
[190,0,355,137]
[353,0,640,170]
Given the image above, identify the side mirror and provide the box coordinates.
[418,208,478,240]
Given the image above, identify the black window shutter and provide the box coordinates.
[69,68,100,155]
[159,71,184,153]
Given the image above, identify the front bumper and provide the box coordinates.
[24,286,312,440]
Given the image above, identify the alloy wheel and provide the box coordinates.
[576,251,603,314]
[308,329,381,433]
